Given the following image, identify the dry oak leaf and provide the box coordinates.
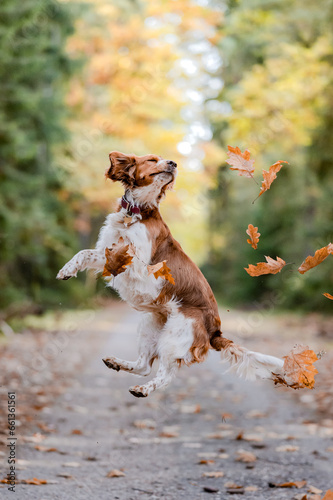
[226,145,255,178]
[106,469,125,478]
[282,345,318,389]
[323,293,333,300]
[34,445,58,452]
[308,486,323,494]
[203,471,224,478]
[298,243,333,274]
[245,256,286,276]
[102,237,134,277]
[147,260,175,285]
[235,449,257,463]
[21,478,48,485]
[272,481,307,488]
[256,161,288,199]
[246,224,260,249]
[323,491,333,500]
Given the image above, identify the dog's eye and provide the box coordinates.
[148,159,157,163]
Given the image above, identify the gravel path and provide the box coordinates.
[1,304,333,499]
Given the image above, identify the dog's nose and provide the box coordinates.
[167,160,177,169]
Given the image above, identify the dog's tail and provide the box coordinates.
[210,334,284,381]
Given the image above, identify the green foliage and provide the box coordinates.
[204,0,333,311]
[0,0,83,309]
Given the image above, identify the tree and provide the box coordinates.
[0,0,81,309]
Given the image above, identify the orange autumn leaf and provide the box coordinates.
[271,481,307,488]
[21,478,48,485]
[323,490,333,500]
[273,345,318,390]
[256,161,288,199]
[323,293,333,300]
[245,256,286,276]
[226,145,255,178]
[298,243,333,274]
[147,260,175,285]
[102,237,134,277]
[246,224,260,249]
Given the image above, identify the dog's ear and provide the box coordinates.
[106,152,137,185]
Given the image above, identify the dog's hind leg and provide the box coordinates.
[103,313,158,377]
[128,310,194,397]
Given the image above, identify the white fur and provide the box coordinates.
[221,343,284,381]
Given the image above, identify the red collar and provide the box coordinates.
[121,195,141,215]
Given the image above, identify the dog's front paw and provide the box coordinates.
[56,265,78,280]
[102,358,121,371]
[129,385,148,398]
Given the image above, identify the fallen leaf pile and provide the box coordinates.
[272,345,318,389]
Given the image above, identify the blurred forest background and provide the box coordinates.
[0,0,332,317]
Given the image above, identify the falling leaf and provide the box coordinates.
[235,449,257,463]
[147,260,175,285]
[298,243,333,274]
[203,471,224,478]
[255,161,288,199]
[245,256,286,276]
[271,481,307,488]
[21,478,48,485]
[71,429,83,435]
[275,444,299,452]
[246,224,260,249]
[106,469,125,478]
[226,145,255,178]
[323,293,333,300]
[102,237,134,277]
[273,345,318,390]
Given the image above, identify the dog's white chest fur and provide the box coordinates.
[96,212,162,309]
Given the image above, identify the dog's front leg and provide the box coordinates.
[102,353,153,376]
[129,359,178,398]
[56,249,105,280]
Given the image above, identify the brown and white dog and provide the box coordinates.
[57,151,284,398]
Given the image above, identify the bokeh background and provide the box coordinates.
[1,0,332,317]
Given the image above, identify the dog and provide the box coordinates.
[57,151,284,398]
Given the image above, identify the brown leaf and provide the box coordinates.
[71,429,83,435]
[322,491,333,500]
[246,224,260,249]
[147,260,175,285]
[34,445,58,452]
[225,481,244,488]
[272,481,307,488]
[198,459,215,465]
[235,449,257,463]
[298,243,333,274]
[102,237,134,277]
[106,469,125,478]
[256,161,288,198]
[323,293,333,300]
[226,145,255,178]
[158,430,179,438]
[307,486,323,494]
[245,256,286,276]
[21,478,48,485]
[280,345,318,389]
[275,444,300,452]
[203,471,224,478]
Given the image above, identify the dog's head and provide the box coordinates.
[106,151,177,205]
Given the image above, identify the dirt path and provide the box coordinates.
[1,304,333,499]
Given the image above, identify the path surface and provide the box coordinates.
[1,304,333,499]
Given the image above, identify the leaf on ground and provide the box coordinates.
[21,478,48,485]
[203,486,219,493]
[323,293,333,300]
[275,444,300,452]
[71,429,83,435]
[147,260,175,285]
[102,237,134,277]
[158,430,179,438]
[133,419,156,429]
[226,145,255,178]
[294,494,308,500]
[224,481,243,488]
[62,462,81,468]
[298,243,333,274]
[245,256,286,276]
[244,486,259,492]
[322,491,333,500]
[198,459,215,465]
[308,486,323,494]
[34,445,58,452]
[106,469,125,478]
[255,161,288,200]
[203,471,224,478]
[272,345,318,390]
[246,224,260,249]
[235,449,257,463]
[271,481,307,488]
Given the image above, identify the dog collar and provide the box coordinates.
[121,195,141,215]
